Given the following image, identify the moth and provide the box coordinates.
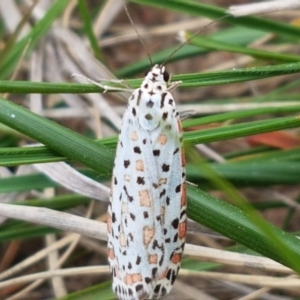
[107,64,187,300]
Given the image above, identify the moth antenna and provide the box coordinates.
[123,4,153,66]
[162,15,229,66]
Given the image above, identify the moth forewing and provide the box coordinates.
[107,65,187,300]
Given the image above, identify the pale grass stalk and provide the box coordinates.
[185,244,292,274]
[237,274,299,299]
[0,204,107,240]
[33,161,110,201]
[46,234,67,298]
[0,266,109,289]
[179,270,300,288]
[1,267,298,290]
[174,280,218,300]
[229,0,300,17]
[180,102,300,114]
[6,203,95,300]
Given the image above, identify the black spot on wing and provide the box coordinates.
[166,196,170,205]
[162,163,170,172]
[124,160,130,168]
[162,112,168,120]
[146,100,154,107]
[173,148,179,155]
[160,93,167,108]
[171,269,178,284]
[159,255,164,266]
[132,107,136,116]
[137,176,145,185]
[123,185,133,202]
[161,286,167,296]
[145,277,151,284]
[153,149,160,156]
[154,284,161,294]
[173,233,178,242]
[134,146,141,154]
[180,210,187,219]
[137,89,142,106]
[160,189,166,198]
[135,284,143,292]
[128,233,134,241]
[172,218,179,229]
[152,267,158,278]
[166,269,172,280]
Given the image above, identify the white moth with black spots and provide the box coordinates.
[107,64,187,300]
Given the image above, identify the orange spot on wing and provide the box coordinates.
[143,226,155,245]
[121,202,128,213]
[107,214,112,233]
[181,183,187,206]
[131,131,138,141]
[181,148,186,167]
[159,178,167,186]
[159,268,168,280]
[160,206,165,224]
[177,119,183,131]
[119,232,126,247]
[136,159,145,171]
[139,190,151,206]
[148,254,158,264]
[157,134,168,145]
[115,266,121,279]
[124,273,143,285]
[171,253,182,264]
[108,247,115,259]
[179,220,187,240]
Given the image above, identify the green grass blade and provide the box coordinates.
[187,185,300,272]
[77,0,103,61]
[0,0,71,79]
[187,33,300,63]
[2,61,300,94]
[0,97,114,176]
[184,115,300,145]
[131,0,300,41]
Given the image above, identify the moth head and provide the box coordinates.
[145,64,170,83]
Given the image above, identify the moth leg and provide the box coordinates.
[167,80,182,92]
[72,74,134,92]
